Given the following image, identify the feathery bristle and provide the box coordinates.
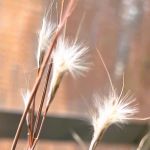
[37,17,55,68]
[52,38,89,77]
[89,90,137,150]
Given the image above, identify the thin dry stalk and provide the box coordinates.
[72,131,87,150]
[59,0,65,23]
[30,111,47,150]
[33,62,52,139]
[11,29,55,150]
[29,95,36,146]
[89,126,108,150]
[30,71,64,150]
[31,72,65,149]
[137,132,150,150]
[27,109,33,148]
[74,11,86,44]
[11,1,75,149]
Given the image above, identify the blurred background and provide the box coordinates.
[0,0,150,149]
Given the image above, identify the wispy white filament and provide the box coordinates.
[37,17,55,68]
[21,89,31,108]
[21,89,31,126]
[47,38,89,106]
[89,90,137,150]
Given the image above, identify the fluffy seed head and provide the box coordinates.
[52,38,89,77]
[91,90,137,141]
[47,38,89,102]
[37,17,55,67]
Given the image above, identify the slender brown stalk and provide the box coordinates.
[30,72,64,150]
[59,0,65,23]
[57,0,76,31]
[32,0,76,142]
[11,1,75,149]
[11,33,55,150]
[33,62,52,139]
[28,69,41,148]
[30,96,35,145]
[27,109,32,149]
[30,111,47,150]
[89,126,108,150]
[11,23,60,150]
